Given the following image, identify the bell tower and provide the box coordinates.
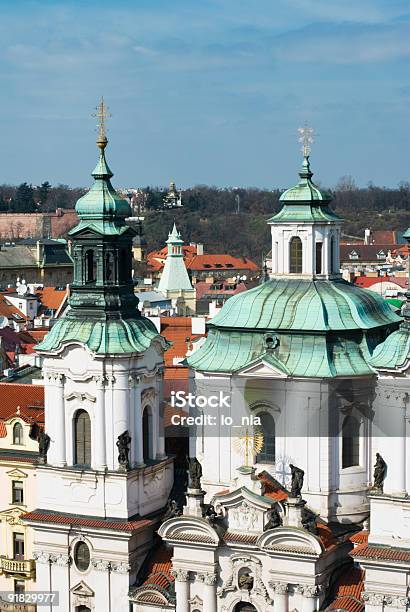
[269,127,343,279]
[22,100,173,612]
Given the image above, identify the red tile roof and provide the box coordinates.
[351,544,410,563]
[195,280,247,300]
[349,531,369,545]
[258,473,288,502]
[0,383,44,426]
[340,244,404,262]
[22,511,153,533]
[328,567,365,612]
[36,287,68,313]
[141,546,174,588]
[160,317,206,368]
[187,254,258,272]
[353,276,407,289]
[0,295,28,321]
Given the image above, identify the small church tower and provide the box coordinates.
[269,127,342,279]
[158,223,196,314]
[23,100,173,611]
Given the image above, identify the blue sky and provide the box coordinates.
[0,0,409,188]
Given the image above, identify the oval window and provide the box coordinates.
[74,541,90,572]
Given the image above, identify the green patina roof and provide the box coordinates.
[206,279,400,333]
[72,149,131,224]
[187,279,400,377]
[269,155,342,224]
[369,325,410,372]
[37,315,163,355]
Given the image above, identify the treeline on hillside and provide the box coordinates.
[1,179,409,262]
[0,182,85,213]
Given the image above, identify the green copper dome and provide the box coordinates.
[369,226,410,372]
[37,316,163,355]
[74,150,131,221]
[269,156,341,224]
[187,279,401,377]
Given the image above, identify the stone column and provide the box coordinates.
[299,585,320,612]
[199,573,217,612]
[54,373,66,467]
[156,370,166,459]
[134,385,144,467]
[129,374,137,467]
[94,375,107,470]
[172,569,190,612]
[113,374,129,463]
[269,582,288,612]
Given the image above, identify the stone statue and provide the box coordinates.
[264,506,282,531]
[301,507,318,535]
[289,464,304,498]
[188,457,202,490]
[38,430,50,463]
[205,504,223,526]
[117,430,131,470]
[373,453,387,492]
[238,572,254,591]
[163,499,182,521]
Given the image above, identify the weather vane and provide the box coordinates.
[233,427,264,467]
[298,124,314,157]
[92,96,111,148]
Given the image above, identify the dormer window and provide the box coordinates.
[289,237,303,274]
[349,250,359,260]
[13,422,23,445]
[377,250,386,260]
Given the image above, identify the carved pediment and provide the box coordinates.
[237,356,288,378]
[65,391,96,403]
[212,487,273,534]
[6,468,28,479]
[71,580,94,597]
[0,507,23,525]
[257,527,323,555]
[158,516,220,546]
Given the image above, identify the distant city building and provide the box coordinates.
[0,239,73,287]
[0,208,77,241]
[162,180,182,208]
[157,224,196,315]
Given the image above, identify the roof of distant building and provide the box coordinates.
[0,383,44,429]
[340,244,406,262]
[353,275,408,290]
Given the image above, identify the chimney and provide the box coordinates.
[36,240,44,264]
[196,243,203,256]
[364,228,371,245]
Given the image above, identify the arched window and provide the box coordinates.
[234,604,257,612]
[13,422,23,445]
[119,249,128,282]
[330,236,335,273]
[142,407,152,462]
[256,412,275,464]
[85,250,96,283]
[342,415,360,468]
[315,242,323,274]
[289,237,303,274]
[74,410,91,467]
[104,252,114,282]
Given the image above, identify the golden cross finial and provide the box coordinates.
[233,427,264,467]
[298,124,314,157]
[92,96,111,150]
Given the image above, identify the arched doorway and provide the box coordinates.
[234,603,257,612]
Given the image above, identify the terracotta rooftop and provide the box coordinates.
[22,510,153,533]
[187,254,258,272]
[0,383,44,431]
[141,545,174,589]
[36,287,68,314]
[0,294,28,321]
[328,566,365,612]
[160,317,206,369]
[351,544,410,563]
[349,531,369,546]
[353,276,407,289]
